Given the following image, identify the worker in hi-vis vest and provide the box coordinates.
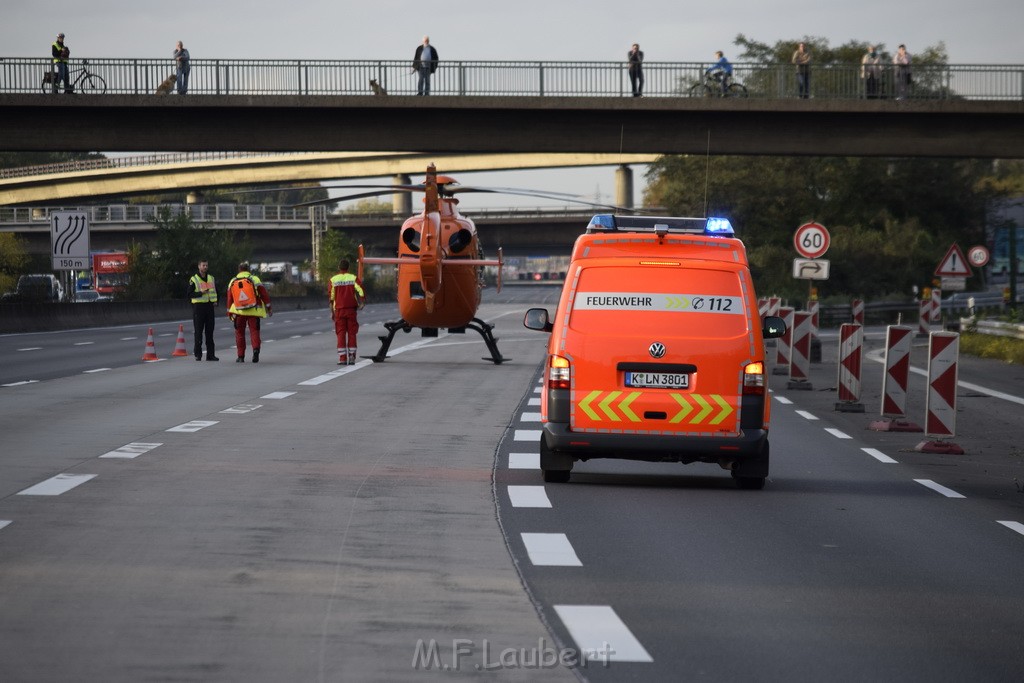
[329,259,365,365]
[187,258,219,361]
[226,261,272,363]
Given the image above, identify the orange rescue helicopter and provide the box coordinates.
[293,164,633,364]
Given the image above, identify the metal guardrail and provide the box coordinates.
[969,319,1024,340]
[2,58,1021,100]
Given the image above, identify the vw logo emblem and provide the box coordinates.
[648,342,666,358]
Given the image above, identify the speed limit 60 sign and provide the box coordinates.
[794,222,830,259]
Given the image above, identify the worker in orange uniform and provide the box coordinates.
[329,258,365,365]
[226,261,272,363]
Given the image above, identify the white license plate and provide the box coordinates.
[625,372,689,389]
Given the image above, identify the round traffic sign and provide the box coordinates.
[967,245,990,267]
[794,222,830,259]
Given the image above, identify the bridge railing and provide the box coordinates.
[2,58,1021,99]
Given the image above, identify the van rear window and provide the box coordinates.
[569,266,748,336]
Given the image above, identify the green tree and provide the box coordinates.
[316,228,362,284]
[123,208,250,301]
[0,233,30,294]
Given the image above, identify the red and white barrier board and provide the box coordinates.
[851,299,864,325]
[787,310,812,388]
[768,296,781,317]
[918,300,931,335]
[870,325,922,432]
[835,323,864,411]
[930,288,942,323]
[807,300,820,338]
[916,331,963,453]
[773,306,794,375]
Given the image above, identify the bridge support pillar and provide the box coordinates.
[615,165,634,211]
[186,191,203,204]
[393,174,411,215]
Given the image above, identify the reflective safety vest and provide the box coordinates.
[189,273,217,304]
[52,42,68,64]
[227,271,269,317]
[330,272,365,310]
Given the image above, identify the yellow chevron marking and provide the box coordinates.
[708,394,734,425]
[664,295,690,310]
[578,391,602,421]
[690,394,713,424]
[599,391,622,421]
[669,393,693,423]
[619,392,642,422]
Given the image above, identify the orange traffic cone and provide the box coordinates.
[172,324,189,357]
[142,327,159,361]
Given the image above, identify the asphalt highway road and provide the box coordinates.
[1,286,1022,682]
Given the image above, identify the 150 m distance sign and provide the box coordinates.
[50,211,90,270]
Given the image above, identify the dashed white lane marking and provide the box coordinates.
[520,412,542,422]
[553,605,653,663]
[166,420,218,433]
[521,533,583,566]
[508,453,540,469]
[289,335,302,339]
[298,363,366,386]
[262,391,296,399]
[774,396,793,405]
[507,485,552,508]
[158,333,173,337]
[17,347,42,352]
[220,404,263,414]
[120,337,138,341]
[0,520,11,531]
[825,428,852,439]
[2,380,39,387]
[514,429,542,441]
[528,397,541,406]
[997,521,1024,537]
[914,479,966,498]
[862,447,898,464]
[99,442,162,459]
[17,474,97,496]
[74,341,94,346]
[84,368,111,374]
[795,410,818,420]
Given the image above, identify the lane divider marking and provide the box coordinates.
[0,520,11,531]
[166,420,218,433]
[914,479,966,498]
[507,485,552,508]
[861,447,898,464]
[521,533,582,566]
[528,398,541,406]
[997,521,1024,537]
[773,396,793,404]
[99,442,162,459]
[514,429,542,441]
[220,404,263,414]
[17,474,97,496]
[508,453,540,470]
[795,410,818,420]
[2,380,39,387]
[261,391,296,399]
[553,605,653,663]
[824,428,852,439]
[83,368,111,374]
[17,347,42,352]
[520,412,542,422]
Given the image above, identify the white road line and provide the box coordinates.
[158,333,173,337]
[290,335,302,339]
[795,410,818,420]
[73,341,94,346]
[528,397,541,406]
[0,520,11,531]
[520,412,542,422]
[824,428,852,439]
[533,386,542,393]
[553,605,653,663]
[99,442,162,459]
[521,533,583,566]
[261,391,296,399]
[862,447,898,464]
[996,521,1024,537]
[83,368,111,374]
[17,347,42,351]
[166,420,219,433]
[120,337,138,341]
[514,429,542,441]
[220,404,263,414]
[507,485,551,508]
[914,479,966,498]
[508,453,540,470]
[867,349,1024,406]
[2,380,39,387]
[773,396,793,405]
[17,474,97,496]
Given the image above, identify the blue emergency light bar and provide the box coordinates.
[586,214,735,237]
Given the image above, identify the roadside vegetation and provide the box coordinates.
[959,330,1024,365]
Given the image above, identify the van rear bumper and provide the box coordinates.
[541,422,768,465]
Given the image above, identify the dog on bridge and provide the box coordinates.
[369,79,388,96]
[155,74,177,95]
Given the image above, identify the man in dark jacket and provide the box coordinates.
[413,36,439,96]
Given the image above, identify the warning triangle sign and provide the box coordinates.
[934,243,972,277]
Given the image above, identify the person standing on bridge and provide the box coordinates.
[226,261,272,363]
[329,259,365,365]
[187,259,219,361]
[861,45,882,99]
[627,43,644,97]
[792,42,811,98]
[51,33,70,94]
[894,44,912,100]
[173,40,191,95]
[413,36,439,96]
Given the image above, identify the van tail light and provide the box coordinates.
[743,361,765,395]
[548,355,571,390]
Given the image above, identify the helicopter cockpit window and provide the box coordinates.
[448,229,473,254]
[402,227,421,252]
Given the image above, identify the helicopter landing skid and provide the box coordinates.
[366,317,507,364]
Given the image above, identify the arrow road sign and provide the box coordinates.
[50,211,90,270]
[792,258,830,280]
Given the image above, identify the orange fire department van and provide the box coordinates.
[524,214,786,489]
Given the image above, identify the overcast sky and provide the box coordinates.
[3,0,1020,208]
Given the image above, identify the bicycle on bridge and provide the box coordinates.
[687,71,748,98]
[42,59,107,95]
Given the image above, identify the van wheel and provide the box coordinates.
[540,437,572,483]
